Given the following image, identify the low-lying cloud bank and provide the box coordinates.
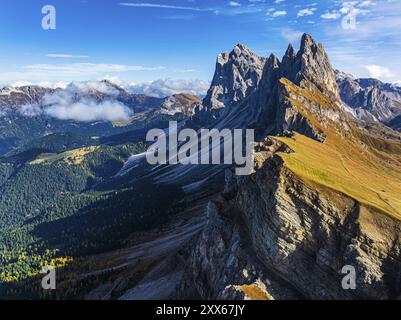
[45,99,132,122]
[13,78,210,122]
[20,87,132,122]
[128,79,210,98]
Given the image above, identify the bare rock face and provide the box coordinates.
[233,152,401,299]
[179,140,401,300]
[282,34,340,101]
[195,34,343,140]
[177,34,401,300]
[0,85,54,110]
[160,93,201,116]
[201,44,266,119]
[336,70,401,125]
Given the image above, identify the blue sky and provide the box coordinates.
[0,0,400,89]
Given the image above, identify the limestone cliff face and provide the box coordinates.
[284,34,340,101]
[195,34,344,141]
[179,139,401,300]
[177,34,401,300]
[202,44,266,114]
[196,44,266,125]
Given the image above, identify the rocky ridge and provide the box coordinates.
[336,70,401,125]
[176,34,401,300]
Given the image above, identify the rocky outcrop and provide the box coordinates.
[282,34,340,101]
[200,44,266,122]
[179,139,401,300]
[195,34,344,141]
[160,93,201,116]
[336,70,401,124]
[177,34,401,300]
[0,85,54,110]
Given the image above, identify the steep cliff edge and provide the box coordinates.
[178,34,401,300]
[179,133,401,300]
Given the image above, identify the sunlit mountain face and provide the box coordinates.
[1,0,401,302]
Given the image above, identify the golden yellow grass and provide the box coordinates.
[238,284,270,300]
[30,146,99,165]
[274,78,401,220]
[275,126,401,221]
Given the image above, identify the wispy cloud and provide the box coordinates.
[320,0,374,20]
[128,78,210,97]
[46,54,90,59]
[365,64,395,80]
[321,11,341,19]
[319,1,401,81]
[0,63,166,86]
[23,63,164,74]
[120,1,263,16]
[228,1,241,7]
[297,8,316,17]
[119,2,207,11]
[272,10,287,17]
[280,28,303,44]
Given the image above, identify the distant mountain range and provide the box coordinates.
[336,70,401,125]
[0,80,200,155]
[1,34,401,300]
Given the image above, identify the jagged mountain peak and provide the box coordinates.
[299,33,317,52]
[202,43,266,112]
[216,43,257,67]
[228,43,265,64]
[232,43,251,54]
[199,34,345,130]
[291,33,340,100]
[267,53,280,65]
[284,43,296,59]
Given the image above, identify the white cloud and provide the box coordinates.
[46,54,90,59]
[120,1,262,16]
[128,79,210,97]
[64,81,120,95]
[45,100,132,122]
[19,86,132,122]
[17,78,209,121]
[359,1,374,7]
[9,81,34,87]
[0,62,166,86]
[23,63,164,75]
[321,11,342,19]
[280,28,303,43]
[297,8,316,17]
[228,1,241,7]
[275,0,285,3]
[0,63,163,85]
[272,10,287,17]
[17,80,136,122]
[119,2,205,11]
[10,80,69,89]
[365,65,395,80]
[19,103,43,117]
